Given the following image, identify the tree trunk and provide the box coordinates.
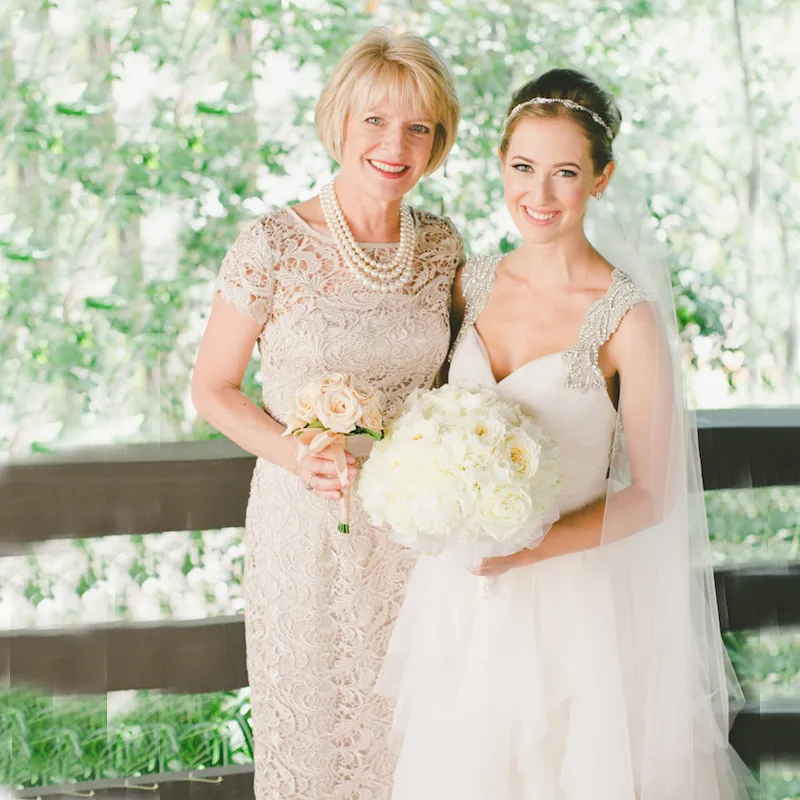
[777,208,797,401]
[230,16,259,192]
[731,0,762,401]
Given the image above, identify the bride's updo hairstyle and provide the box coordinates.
[500,69,622,175]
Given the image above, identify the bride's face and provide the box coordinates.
[500,116,612,245]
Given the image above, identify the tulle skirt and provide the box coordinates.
[377,536,754,800]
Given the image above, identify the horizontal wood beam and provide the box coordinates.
[696,408,800,491]
[730,699,800,768]
[1,409,798,550]
[3,565,797,697]
[1,615,247,695]
[0,440,256,551]
[715,563,800,632]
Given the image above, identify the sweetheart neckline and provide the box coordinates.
[470,326,567,385]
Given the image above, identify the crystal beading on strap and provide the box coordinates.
[447,255,501,363]
[563,269,650,392]
[505,97,613,140]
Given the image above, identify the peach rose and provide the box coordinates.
[294,383,322,424]
[359,397,383,432]
[319,373,347,392]
[317,384,362,433]
[351,377,377,404]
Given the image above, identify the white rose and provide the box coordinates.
[283,411,306,433]
[393,416,440,445]
[504,432,541,480]
[476,485,533,540]
[317,384,362,432]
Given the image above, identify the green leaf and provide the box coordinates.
[54,103,108,116]
[84,298,120,311]
[29,441,59,455]
[354,427,384,441]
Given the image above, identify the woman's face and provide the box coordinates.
[339,95,436,204]
[500,115,612,245]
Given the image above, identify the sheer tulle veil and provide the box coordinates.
[585,152,757,797]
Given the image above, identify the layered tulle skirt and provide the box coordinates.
[377,536,754,800]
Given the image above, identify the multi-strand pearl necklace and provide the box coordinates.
[320,181,416,293]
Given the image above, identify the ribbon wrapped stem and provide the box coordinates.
[297,429,352,534]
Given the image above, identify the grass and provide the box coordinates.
[0,689,252,788]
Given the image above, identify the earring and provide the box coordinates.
[593,191,602,199]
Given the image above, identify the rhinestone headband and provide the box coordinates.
[505,97,613,139]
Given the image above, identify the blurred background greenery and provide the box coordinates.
[0,0,798,795]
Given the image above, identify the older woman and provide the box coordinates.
[192,28,463,800]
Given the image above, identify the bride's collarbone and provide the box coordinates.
[475,303,617,384]
[475,274,616,368]
[476,323,570,377]
[476,303,581,364]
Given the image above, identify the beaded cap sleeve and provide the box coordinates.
[448,254,501,362]
[564,268,650,391]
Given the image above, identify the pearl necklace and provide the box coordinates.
[320,182,416,293]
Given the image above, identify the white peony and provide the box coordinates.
[475,485,534,539]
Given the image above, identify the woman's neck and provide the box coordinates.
[334,176,403,242]
[511,229,604,289]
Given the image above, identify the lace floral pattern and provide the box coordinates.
[217,206,463,799]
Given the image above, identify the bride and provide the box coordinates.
[376,68,755,799]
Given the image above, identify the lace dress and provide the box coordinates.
[216,206,463,800]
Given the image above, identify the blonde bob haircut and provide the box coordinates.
[315,28,460,176]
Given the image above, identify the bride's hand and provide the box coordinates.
[472,551,527,577]
[295,450,358,501]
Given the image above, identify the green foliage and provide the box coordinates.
[0,0,797,455]
[707,487,800,564]
[0,1,796,794]
[0,689,252,787]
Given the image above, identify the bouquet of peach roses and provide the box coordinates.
[283,373,384,533]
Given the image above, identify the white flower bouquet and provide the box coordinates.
[358,385,562,581]
[283,372,383,533]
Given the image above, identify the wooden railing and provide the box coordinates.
[1,407,799,798]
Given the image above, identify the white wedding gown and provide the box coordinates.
[376,256,749,800]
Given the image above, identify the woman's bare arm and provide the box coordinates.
[475,302,673,574]
[192,295,355,498]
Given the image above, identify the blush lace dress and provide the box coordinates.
[215,205,463,800]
